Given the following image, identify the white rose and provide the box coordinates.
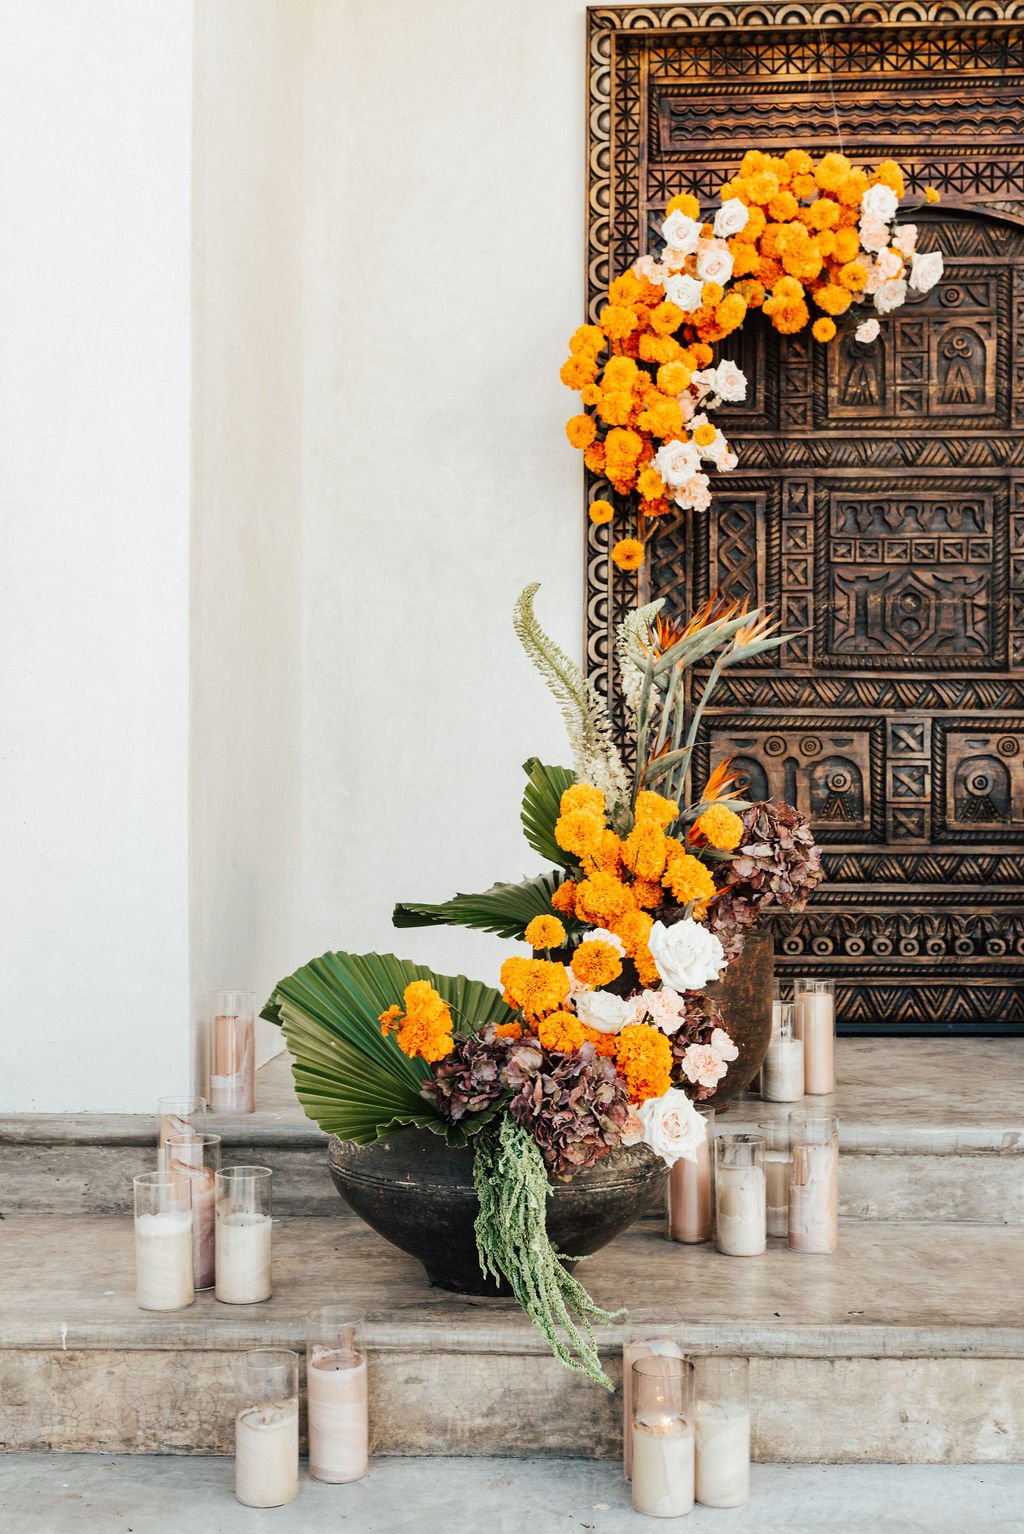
[695,240,734,285]
[574,988,630,1034]
[711,360,747,402]
[709,1026,738,1062]
[638,1088,707,1168]
[713,197,749,239]
[858,212,889,255]
[892,224,917,258]
[632,254,667,285]
[909,250,944,294]
[875,247,904,281]
[664,273,703,313]
[654,438,701,488]
[874,276,907,315]
[660,210,701,255]
[861,182,899,223]
[698,429,732,468]
[855,317,880,343]
[647,918,727,992]
[587,928,626,956]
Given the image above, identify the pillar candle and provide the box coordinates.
[764,1150,792,1239]
[158,1113,198,1171]
[170,1158,216,1290]
[789,1138,839,1253]
[762,1037,804,1102]
[216,1211,272,1303]
[668,1133,712,1243]
[134,1211,194,1311]
[715,1164,766,1256]
[695,1400,751,1507]
[796,991,835,1095]
[235,1399,299,1507]
[623,1339,684,1480]
[308,1346,369,1483]
[210,1012,255,1113]
[631,1417,695,1518]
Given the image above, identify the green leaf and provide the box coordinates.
[262,951,515,1144]
[521,758,577,867]
[393,870,576,940]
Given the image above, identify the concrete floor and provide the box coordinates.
[0,1455,1019,1534]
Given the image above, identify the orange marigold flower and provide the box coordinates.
[833,226,861,264]
[873,160,905,196]
[691,342,714,367]
[493,1021,523,1041]
[599,304,638,339]
[569,324,604,357]
[611,908,654,958]
[791,172,817,199]
[604,355,639,389]
[551,879,578,917]
[637,465,668,502]
[633,944,662,987]
[716,293,748,332]
[582,828,625,878]
[814,283,852,316]
[816,229,838,257]
[693,422,717,448]
[648,300,685,336]
[571,938,623,988]
[767,189,800,222]
[639,333,683,364]
[598,390,634,427]
[838,260,868,291]
[729,240,761,278]
[616,1023,673,1104]
[565,414,596,449]
[663,851,717,915]
[589,498,614,526]
[608,272,646,307]
[657,361,692,395]
[812,316,837,343]
[605,427,643,462]
[747,170,780,205]
[612,538,645,572]
[525,914,567,950]
[770,300,810,334]
[554,807,605,858]
[924,186,940,204]
[536,1009,586,1054]
[561,783,605,817]
[784,148,814,176]
[575,871,632,926]
[580,1024,618,1058]
[638,395,683,437]
[583,442,606,473]
[560,356,597,390]
[499,957,571,1019]
[807,196,840,231]
[621,821,668,880]
[836,169,869,207]
[631,876,666,910]
[581,383,602,407]
[744,205,767,239]
[815,152,852,192]
[692,803,745,852]
[734,277,766,308]
[666,190,700,218]
[380,981,454,1063]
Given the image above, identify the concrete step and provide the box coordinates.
[1,1213,1021,1463]
[2,1039,1022,1222]
[1,1454,1020,1534]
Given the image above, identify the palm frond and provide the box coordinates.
[394,870,578,940]
[521,758,578,867]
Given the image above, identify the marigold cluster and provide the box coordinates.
[692,803,745,852]
[379,980,454,1064]
[615,1023,674,1104]
[499,956,571,1019]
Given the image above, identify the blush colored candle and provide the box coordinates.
[216,1166,273,1303]
[714,1135,766,1257]
[133,1172,194,1312]
[235,1350,299,1508]
[208,989,256,1113]
[789,1113,839,1253]
[156,1096,207,1172]
[794,980,835,1095]
[667,1107,714,1243]
[631,1356,695,1519]
[166,1133,221,1291]
[623,1338,685,1480]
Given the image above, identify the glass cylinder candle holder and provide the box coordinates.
[794,979,835,1095]
[714,1134,766,1256]
[631,1355,696,1518]
[165,1133,221,1291]
[695,1357,751,1508]
[307,1306,369,1483]
[623,1338,686,1480]
[133,1171,194,1312]
[667,1107,714,1244]
[235,1349,299,1508]
[216,1166,272,1303]
[208,989,256,1113]
[757,1119,792,1239]
[788,1112,839,1254]
[156,1095,208,1171]
[762,1000,805,1103]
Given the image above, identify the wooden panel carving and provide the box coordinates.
[586,1,1024,1031]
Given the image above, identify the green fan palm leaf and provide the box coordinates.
[521,758,577,867]
[393,869,578,941]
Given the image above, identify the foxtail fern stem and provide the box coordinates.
[472,1115,622,1390]
[630,660,656,805]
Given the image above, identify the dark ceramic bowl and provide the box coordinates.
[328,1130,668,1295]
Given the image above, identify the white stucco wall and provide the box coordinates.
[0,2,194,1111]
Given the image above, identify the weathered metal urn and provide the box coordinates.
[703,926,775,1108]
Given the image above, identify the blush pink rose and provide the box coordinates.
[681,1043,728,1088]
[859,212,889,253]
[709,1026,738,1063]
[621,1108,645,1147]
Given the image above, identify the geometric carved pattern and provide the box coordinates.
[587,2,1024,1030]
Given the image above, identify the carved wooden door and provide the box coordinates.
[586,3,1024,1031]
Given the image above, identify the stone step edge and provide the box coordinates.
[4,1317,1022,1360]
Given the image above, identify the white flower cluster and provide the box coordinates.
[856,182,943,327]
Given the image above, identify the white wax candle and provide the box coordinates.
[134,1210,194,1311]
[235,1399,298,1507]
[623,1339,685,1479]
[695,1400,751,1507]
[170,1159,216,1290]
[796,993,835,1094]
[308,1347,369,1483]
[216,1210,272,1303]
[762,1038,804,1102]
[668,1136,712,1243]
[789,1139,839,1253]
[715,1164,766,1256]
[631,1417,695,1518]
[210,1014,255,1112]
[764,1151,791,1239]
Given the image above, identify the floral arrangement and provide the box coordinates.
[562,150,944,567]
[266,587,822,1388]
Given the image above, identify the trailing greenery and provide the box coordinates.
[473,1114,622,1390]
[514,583,629,808]
[263,951,513,1147]
[393,869,582,941]
[521,757,578,867]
